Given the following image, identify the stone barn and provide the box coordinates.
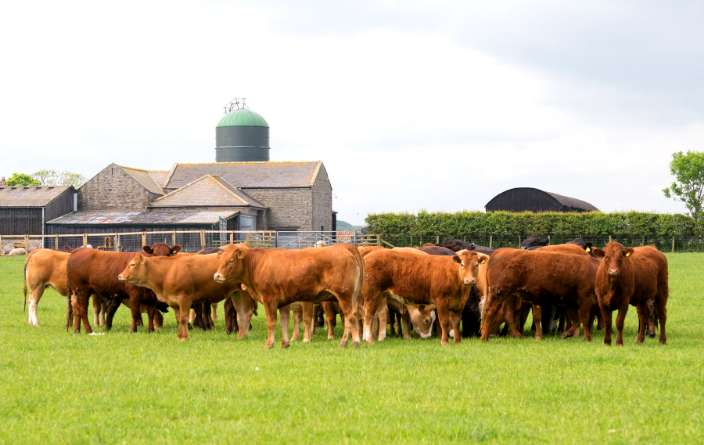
[485,187,598,212]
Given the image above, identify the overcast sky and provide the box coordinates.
[1,1,702,224]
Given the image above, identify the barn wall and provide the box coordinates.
[44,189,75,221]
[79,164,156,210]
[0,208,43,235]
[243,188,312,230]
[311,164,333,231]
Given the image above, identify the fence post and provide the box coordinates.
[141,232,147,247]
[172,231,177,247]
[54,236,59,250]
[436,235,440,245]
[489,235,493,249]
[82,233,88,247]
[608,235,612,243]
[229,232,234,244]
[116,234,121,252]
[199,230,205,249]
[518,235,521,248]
[672,237,675,253]
[547,234,551,245]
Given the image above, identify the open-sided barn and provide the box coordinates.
[485,187,598,212]
[0,186,75,235]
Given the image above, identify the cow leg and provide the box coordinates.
[561,308,579,338]
[656,297,667,345]
[362,298,381,344]
[601,305,613,345]
[323,302,336,340]
[177,301,191,341]
[278,304,292,348]
[127,295,142,333]
[615,305,628,346]
[232,293,254,339]
[532,305,543,340]
[302,302,315,343]
[289,304,300,342]
[400,312,412,340]
[449,311,461,344]
[262,301,277,349]
[646,299,657,338]
[146,306,156,333]
[503,303,522,338]
[436,302,451,346]
[104,298,121,331]
[578,302,592,342]
[92,296,102,327]
[211,302,218,322]
[376,304,388,342]
[224,298,236,335]
[636,304,647,344]
[28,285,45,326]
[154,310,164,330]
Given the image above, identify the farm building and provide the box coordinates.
[44,104,333,236]
[0,185,75,235]
[485,187,598,212]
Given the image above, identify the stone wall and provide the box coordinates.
[311,164,333,231]
[244,188,312,230]
[79,164,156,210]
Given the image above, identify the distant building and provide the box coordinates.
[0,186,75,235]
[485,187,598,212]
[44,104,333,235]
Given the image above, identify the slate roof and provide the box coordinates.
[163,161,322,190]
[0,185,73,207]
[147,170,170,189]
[120,165,165,195]
[47,208,240,225]
[150,175,264,208]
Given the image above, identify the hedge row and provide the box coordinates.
[366,211,704,241]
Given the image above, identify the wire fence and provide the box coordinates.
[381,234,704,252]
[0,230,381,253]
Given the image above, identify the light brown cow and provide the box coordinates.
[117,253,247,341]
[213,244,364,348]
[362,249,488,345]
[24,249,70,326]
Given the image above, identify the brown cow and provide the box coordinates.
[213,244,364,348]
[362,249,488,345]
[480,248,599,341]
[117,252,252,341]
[66,244,179,334]
[594,242,668,346]
[24,249,70,326]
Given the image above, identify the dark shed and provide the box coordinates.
[0,186,75,235]
[485,187,598,213]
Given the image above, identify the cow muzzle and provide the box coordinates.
[464,278,476,286]
[213,272,225,283]
[607,268,619,277]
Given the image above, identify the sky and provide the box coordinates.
[1,1,702,225]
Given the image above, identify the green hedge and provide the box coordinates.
[366,211,704,249]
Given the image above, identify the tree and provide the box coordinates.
[663,151,704,221]
[6,172,40,186]
[31,169,85,187]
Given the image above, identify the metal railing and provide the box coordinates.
[0,230,381,253]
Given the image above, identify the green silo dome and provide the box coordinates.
[217,108,268,128]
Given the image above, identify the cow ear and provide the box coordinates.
[625,248,634,257]
[478,254,488,264]
[171,245,182,254]
[142,246,154,255]
[591,248,605,258]
[452,255,461,264]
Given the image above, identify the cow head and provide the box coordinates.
[117,253,147,285]
[406,303,436,338]
[213,244,250,284]
[452,250,488,287]
[143,243,181,256]
[601,241,633,278]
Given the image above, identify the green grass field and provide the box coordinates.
[1,254,702,444]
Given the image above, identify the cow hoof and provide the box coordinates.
[352,341,360,348]
[281,341,290,349]
[339,341,348,348]
[178,337,188,342]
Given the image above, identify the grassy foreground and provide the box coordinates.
[0,254,702,444]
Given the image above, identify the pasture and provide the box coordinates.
[1,253,702,444]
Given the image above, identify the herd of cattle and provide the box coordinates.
[22,236,668,348]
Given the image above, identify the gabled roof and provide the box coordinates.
[47,208,240,225]
[119,165,164,195]
[150,175,264,208]
[0,185,73,207]
[163,161,322,190]
[147,170,170,189]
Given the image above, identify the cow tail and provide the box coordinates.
[23,254,29,312]
[348,245,364,312]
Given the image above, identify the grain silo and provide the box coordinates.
[215,100,270,162]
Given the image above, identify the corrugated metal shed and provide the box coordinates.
[485,187,598,212]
